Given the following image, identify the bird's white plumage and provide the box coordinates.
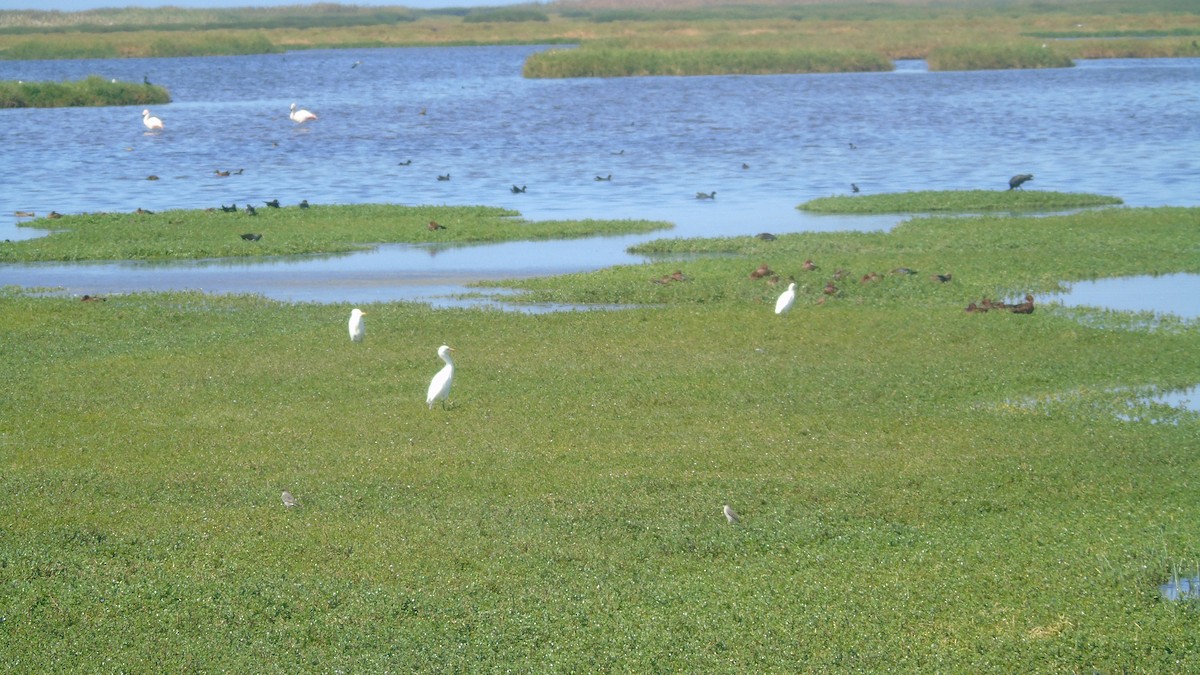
[348,308,366,343]
[289,102,318,124]
[426,345,455,409]
[282,491,299,508]
[141,109,163,130]
[723,504,739,524]
[774,282,797,315]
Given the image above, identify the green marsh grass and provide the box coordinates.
[523,46,892,78]
[798,190,1124,214]
[0,75,169,108]
[500,206,1199,308]
[0,204,671,263]
[927,44,1076,71]
[2,239,1199,668]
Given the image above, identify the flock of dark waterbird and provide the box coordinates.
[649,245,1034,316]
[20,118,1038,309]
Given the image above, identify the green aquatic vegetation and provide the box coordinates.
[0,75,170,108]
[927,44,1076,71]
[496,206,1199,308]
[523,45,892,78]
[798,190,1124,214]
[0,204,671,262]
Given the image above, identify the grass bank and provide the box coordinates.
[0,76,169,108]
[2,202,1199,669]
[0,204,671,263]
[798,190,1124,214]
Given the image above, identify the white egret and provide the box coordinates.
[774,282,797,315]
[281,491,299,508]
[141,109,163,130]
[426,345,456,410]
[289,102,318,124]
[723,504,740,524]
[348,308,366,343]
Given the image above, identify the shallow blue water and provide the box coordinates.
[1049,273,1200,320]
[1,49,1198,305]
[1161,575,1200,601]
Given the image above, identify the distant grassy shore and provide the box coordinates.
[523,46,892,77]
[0,76,169,108]
[0,0,1196,76]
[798,190,1124,214]
[2,200,1199,670]
[0,204,671,262]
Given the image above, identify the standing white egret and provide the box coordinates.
[774,282,797,315]
[289,102,318,124]
[348,308,366,343]
[141,109,163,130]
[426,345,456,410]
[723,504,740,524]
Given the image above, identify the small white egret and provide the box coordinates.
[289,102,318,124]
[281,491,299,508]
[426,345,456,410]
[723,504,740,524]
[774,282,797,315]
[141,109,163,130]
[348,308,366,343]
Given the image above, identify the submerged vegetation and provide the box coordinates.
[798,190,1124,214]
[0,76,169,108]
[2,200,1199,669]
[0,0,1196,73]
[0,204,670,262]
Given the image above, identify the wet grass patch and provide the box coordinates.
[2,261,1199,668]
[497,207,1197,310]
[0,75,169,108]
[798,190,1123,214]
[0,204,671,262]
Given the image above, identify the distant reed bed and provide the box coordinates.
[524,46,892,78]
[463,8,550,24]
[0,31,279,60]
[0,1,1194,70]
[0,5,416,33]
[926,44,1075,71]
[0,75,170,108]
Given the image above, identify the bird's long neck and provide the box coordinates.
[441,353,455,369]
